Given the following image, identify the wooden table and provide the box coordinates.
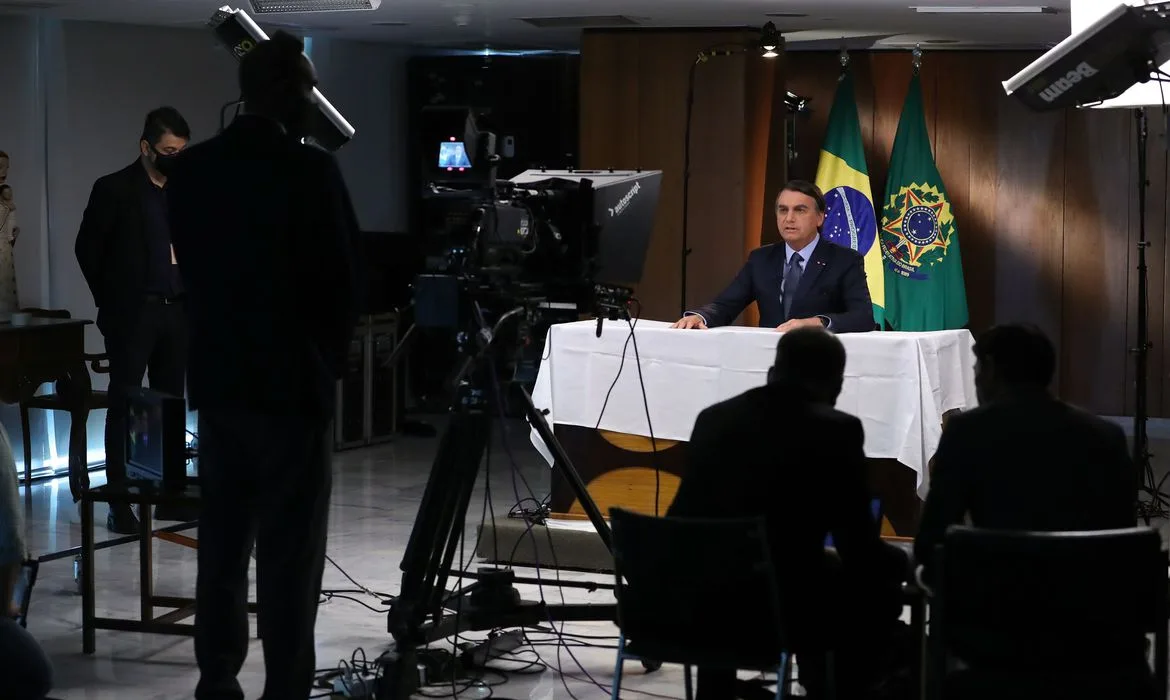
[0,318,93,499]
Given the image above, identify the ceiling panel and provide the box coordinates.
[0,0,1074,49]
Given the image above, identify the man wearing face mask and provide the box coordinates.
[163,31,360,700]
[75,107,192,534]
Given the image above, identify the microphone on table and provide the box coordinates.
[596,315,604,338]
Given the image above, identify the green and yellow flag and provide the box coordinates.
[815,68,885,327]
[879,73,968,331]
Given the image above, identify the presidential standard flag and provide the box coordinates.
[879,73,968,331]
[815,69,885,327]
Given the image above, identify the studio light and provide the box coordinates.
[209,6,356,150]
[760,21,781,57]
[785,91,809,112]
[248,0,381,13]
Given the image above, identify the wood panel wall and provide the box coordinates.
[579,29,788,325]
[788,51,1162,419]
[582,40,1165,417]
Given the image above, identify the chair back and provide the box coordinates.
[610,507,786,669]
[935,525,1166,671]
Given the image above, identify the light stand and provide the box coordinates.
[681,47,738,316]
[1133,106,1170,520]
[1002,2,1170,521]
[679,23,781,317]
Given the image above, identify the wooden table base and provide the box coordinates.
[548,424,933,537]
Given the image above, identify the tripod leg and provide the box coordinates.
[427,406,493,613]
[390,404,489,642]
[519,386,612,553]
[383,402,492,699]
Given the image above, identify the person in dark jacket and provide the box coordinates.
[673,180,875,333]
[669,328,907,699]
[75,106,192,533]
[164,32,360,700]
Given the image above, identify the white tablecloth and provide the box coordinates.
[529,320,979,493]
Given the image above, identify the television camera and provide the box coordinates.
[376,108,661,696]
[413,107,661,337]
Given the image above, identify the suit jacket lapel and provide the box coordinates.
[794,240,830,302]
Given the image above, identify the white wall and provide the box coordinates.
[310,37,410,232]
[0,18,410,471]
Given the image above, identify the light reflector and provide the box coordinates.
[1071,0,1170,108]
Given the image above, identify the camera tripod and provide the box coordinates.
[377,306,618,698]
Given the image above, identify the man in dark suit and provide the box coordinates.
[669,328,907,699]
[915,324,1136,576]
[75,107,191,534]
[673,180,875,333]
[163,32,360,700]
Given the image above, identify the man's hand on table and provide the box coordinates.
[671,315,707,330]
[775,317,826,332]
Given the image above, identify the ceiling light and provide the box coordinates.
[911,5,1054,13]
[248,0,381,13]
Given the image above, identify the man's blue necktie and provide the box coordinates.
[783,252,803,321]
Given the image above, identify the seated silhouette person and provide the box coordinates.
[914,324,1140,692]
[669,327,907,699]
[915,323,1136,576]
[672,180,875,333]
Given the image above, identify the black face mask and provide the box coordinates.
[150,145,181,178]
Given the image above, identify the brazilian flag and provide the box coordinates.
[815,69,885,327]
[879,74,968,331]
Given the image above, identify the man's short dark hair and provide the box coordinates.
[772,327,846,387]
[239,31,309,107]
[779,179,827,213]
[140,107,190,146]
[0,151,8,160]
[974,324,1057,388]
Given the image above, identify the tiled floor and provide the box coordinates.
[18,419,1170,699]
[20,418,690,700]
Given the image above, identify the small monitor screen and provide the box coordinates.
[128,401,162,474]
[123,387,188,488]
[438,139,471,171]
